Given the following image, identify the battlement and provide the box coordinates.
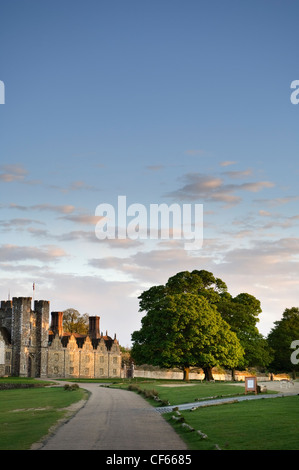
[0,297,50,316]
[1,300,12,311]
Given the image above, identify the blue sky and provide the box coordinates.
[1,0,299,346]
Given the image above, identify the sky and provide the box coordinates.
[0,0,299,347]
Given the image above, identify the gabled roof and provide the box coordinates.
[48,330,115,349]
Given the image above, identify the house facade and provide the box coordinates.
[0,297,122,379]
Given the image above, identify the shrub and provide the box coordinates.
[128,384,141,392]
[64,383,80,391]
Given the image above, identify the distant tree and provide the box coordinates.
[63,308,89,335]
[218,293,273,377]
[120,346,132,368]
[267,307,299,377]
[131,292,244,381]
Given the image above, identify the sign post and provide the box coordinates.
[245,376,257,395]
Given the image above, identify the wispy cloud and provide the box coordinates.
[221,237,299,275]
[64,180,99,192]
[146,165,164,171]
[0,218,45,233]
[0,164,42,186]
[32,204,76,214]
[7,203,76,214]
[165,172,274,205]
[220,161,237,167]
[184,149,206,156]
[254,196,299,207]
[0,244,68,262]
[0,164,27,183]
[88,238,224,285]
[61,214,104,225]
[222,169,252,178]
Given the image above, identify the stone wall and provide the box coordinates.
[132,367,271,382]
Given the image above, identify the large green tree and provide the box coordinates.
[267,307,299,377]
[131,291,244,381]
[132,269,268,380]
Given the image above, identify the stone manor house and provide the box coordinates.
[0,297,122,379]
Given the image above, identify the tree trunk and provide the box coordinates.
[183,366,190,382]
[231,368,236,381]
[203,366,214,381]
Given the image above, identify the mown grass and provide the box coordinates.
[0,379,87,450]
[110,380,248,406]
[165,395,299,450]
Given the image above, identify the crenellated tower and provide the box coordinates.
[34,300,50,377]
[11,297,32,377]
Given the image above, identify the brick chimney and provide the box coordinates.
[50,311,63,337]
[88,316,100,339]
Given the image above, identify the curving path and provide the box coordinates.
[37,383,188,450]
[156,380,299,413]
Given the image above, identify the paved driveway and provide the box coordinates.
[258,380,299,393]
[37,384,188,450]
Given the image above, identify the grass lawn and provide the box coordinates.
[165,395,299,450]
[144,381,246,405]
[0,381,87,450]
[111,380,248,406]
